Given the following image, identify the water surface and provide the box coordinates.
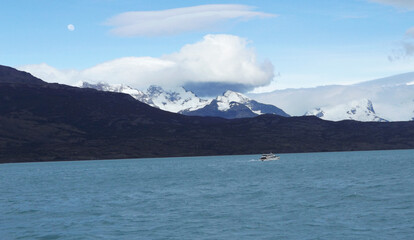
[1,150,414,239]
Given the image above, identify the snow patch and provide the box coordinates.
[217,90,254,111]
[148,86,210,113]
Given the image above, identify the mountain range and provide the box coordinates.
[79,82,289,119]
[250,72,414,122]
[79,73,414,122]
[2,65,414,163]
[18,64,414,122]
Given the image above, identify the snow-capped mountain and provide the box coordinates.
[181,90,290,119]
[79,82,208,112]
[145,86,209,113]
[305,99,388,122]
[249,72,414,121]
[181,100,258,119]
[79,82,154,106]
[80,82,289,119]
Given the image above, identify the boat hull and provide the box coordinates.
[260,157,280,161]
[260,154,280,161]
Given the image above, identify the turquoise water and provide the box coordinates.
[1,150,414,239]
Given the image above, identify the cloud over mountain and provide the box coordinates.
[249,72,414,121]
[19,34,274,95]
[105,4,276,37]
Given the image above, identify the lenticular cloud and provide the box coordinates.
[18,34,275,94]
[105,4,275,37]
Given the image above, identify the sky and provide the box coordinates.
[2,0,414,95]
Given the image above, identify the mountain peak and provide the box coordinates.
[222,90,249,101]
[217,90,250,111]
[181,89,289,119]
[78,81,289,119]
[362,99,375,113]
[145,85,210,113]
[305,98,387,122]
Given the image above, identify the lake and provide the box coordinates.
[1,150,414,239]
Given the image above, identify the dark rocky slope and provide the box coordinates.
[1,65,414,163]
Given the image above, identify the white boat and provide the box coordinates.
[260,153,280,161]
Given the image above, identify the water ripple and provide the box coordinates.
[1,150,414,239]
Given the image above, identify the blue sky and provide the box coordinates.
[2,0,414,93]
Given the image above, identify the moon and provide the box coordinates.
[67,24,75,31]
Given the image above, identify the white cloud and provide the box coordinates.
[20,63,79,85]
[165,34,273,86]
[105,4,276,37]
[369,0,414,10]
[18,34,274,94]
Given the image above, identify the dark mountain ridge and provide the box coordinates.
[1,65,414,163]
[181,95,290,119]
